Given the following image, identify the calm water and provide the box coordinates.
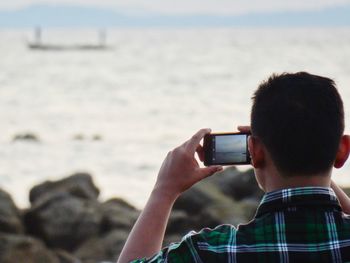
[0,28,349,208]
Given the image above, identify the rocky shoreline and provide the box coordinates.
[0,167,274,262]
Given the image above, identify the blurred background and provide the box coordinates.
[1,2,350,262]
[0,0,350,209]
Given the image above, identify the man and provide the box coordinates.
[118,72,350,263]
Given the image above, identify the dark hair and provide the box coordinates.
[251,72,344,176]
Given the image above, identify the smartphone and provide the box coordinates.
[203,132,251,166]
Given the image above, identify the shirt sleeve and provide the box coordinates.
[129,231,199,263]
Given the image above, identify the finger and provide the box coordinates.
[186,128,211,153]
[197,166,223,179]
[237,125,251,133]
[196,145,204,162]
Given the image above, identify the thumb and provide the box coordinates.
[197,166,223,179]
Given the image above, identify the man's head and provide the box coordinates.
[250,72,347,180]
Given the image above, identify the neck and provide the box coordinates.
[259,167,332,193]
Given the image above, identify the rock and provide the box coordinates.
[12,133,39,142]
[172,179,256,231]
[100,198,139,233]
[0,167,265,263]
[0,233,59,263]
[73,134,85,141]
[239,199,260,219]
[92,134,102,141]
[166,210,193,235]
[54,249,81,263]
[73,134,102,141]
[172,186,214,214]
[29,173,100,204]
[103,197,136,211]
[342,187,350,197]
[212,167,264,201]
[24,192,102,251]
[74,230,129,263]
[0,188,23,234]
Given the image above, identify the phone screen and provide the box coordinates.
[204,133,250,166]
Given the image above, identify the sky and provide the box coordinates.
[1,0,350,15]
[0,0,349,27]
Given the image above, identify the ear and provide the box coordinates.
[334,135,350,169]
[248,136,265,168]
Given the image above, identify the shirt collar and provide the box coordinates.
[255,187,342,217]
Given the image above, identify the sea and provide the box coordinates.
[0,27,349,209]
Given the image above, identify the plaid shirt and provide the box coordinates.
[131,187,350,263]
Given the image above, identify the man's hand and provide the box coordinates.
[153,128,223,199]
[117,129,222,263]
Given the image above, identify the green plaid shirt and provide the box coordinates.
[132,187,350,263]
